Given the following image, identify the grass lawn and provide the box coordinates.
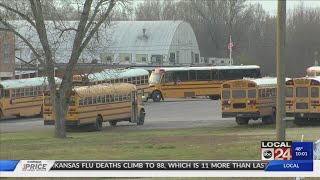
[0,124,319,160]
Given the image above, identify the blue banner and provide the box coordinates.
[265,160,313,171]
[292,142,313,160]
[0,160,19,171]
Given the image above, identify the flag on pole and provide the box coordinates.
[228,36,234,51]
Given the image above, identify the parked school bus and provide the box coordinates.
[286,77,320,125]
[0,77,61,119]
[72,68,150,102]
[43,83,146,131]
[221,77,277,125]
[146,65,261,102]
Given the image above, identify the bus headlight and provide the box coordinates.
[141,96,147,102]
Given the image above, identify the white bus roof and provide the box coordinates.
[225,77,290,86]
[306,66,320,72]
[75,83,136,97]
[0,77,62,89]
[244,77,278,86]
[288,76,320,82]
[88,68,149,81]
[156,65,260,72]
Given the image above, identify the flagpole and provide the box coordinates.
[229,36,232,65]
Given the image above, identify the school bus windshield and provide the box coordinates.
[149,72,161,84]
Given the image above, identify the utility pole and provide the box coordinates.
[276,0,286,141]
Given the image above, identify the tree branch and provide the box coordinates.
[0,2,36,28]
[0,19,43,66]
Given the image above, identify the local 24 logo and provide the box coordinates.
[261,141,292,160]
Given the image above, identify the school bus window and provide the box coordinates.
[79,98,84,106]
[232,90,246,98]
[5,90,10,98]
[115,95,119,102]
[296,87,308,97]
[259,89,265,97]
[44,97,52,106]
[286,87,293,97]
[189,70,196,81]
[92,96,97,104]
[119,95,123,102]
[69,97,76,106]
[197,70,211,81]
[174,71,188,81]
[222,90,231,99]
[96,96,101,104]
[25,88,29,97]
[211,70,218,80]
[87,97,92,105]
[248,89,256,98]
[311,87,319,98]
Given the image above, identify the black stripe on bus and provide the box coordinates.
[161,87,220,90]
[164,83,223,87]
[14,100,42,104]
[78,101,131,108]
[78,112,131,121]
[5,104,41,110]
[78,105,131,114]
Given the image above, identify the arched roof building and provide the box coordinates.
[13,20,200,66]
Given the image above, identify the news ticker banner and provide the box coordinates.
[0,160,320,177]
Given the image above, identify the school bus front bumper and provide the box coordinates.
[222,112,260,118]
[286,112,320,118]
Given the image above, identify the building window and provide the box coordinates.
[195,54,199,64]
[221,60,224,64]
[3,44,10,64]
[125,57,130,61]
[142,57,146,62]
[107,56,112,61]
[170,53,175,62]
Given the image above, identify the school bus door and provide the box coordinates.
[131,91,138,123]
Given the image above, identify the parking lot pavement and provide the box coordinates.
[0,98,245,133]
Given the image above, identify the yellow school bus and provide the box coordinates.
[146,65,261,102]
[43,83,146,130]
[73,68,150,102]
[221,77,277,125]
[286,77,320,125]
[0,77,61,119]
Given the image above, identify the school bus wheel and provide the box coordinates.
[137,110,145,125]
[235,117,249,125]
[109,120,117,126]
[93,115,103,131]
[152,90,162,102]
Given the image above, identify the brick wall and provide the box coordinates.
[0,31,15,80]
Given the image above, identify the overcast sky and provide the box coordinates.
[249,0,320,15]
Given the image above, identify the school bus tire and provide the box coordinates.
[38,105,44,117]
[137,110,145,125]
[235,117,249,125]
[152,90,162,102]
[109,120,117,126]
[93,115,103,131]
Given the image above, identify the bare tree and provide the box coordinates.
[0,0,125,138]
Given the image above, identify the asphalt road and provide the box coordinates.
[0,98,259,133]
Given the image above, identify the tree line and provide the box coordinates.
[133,0,320,77]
